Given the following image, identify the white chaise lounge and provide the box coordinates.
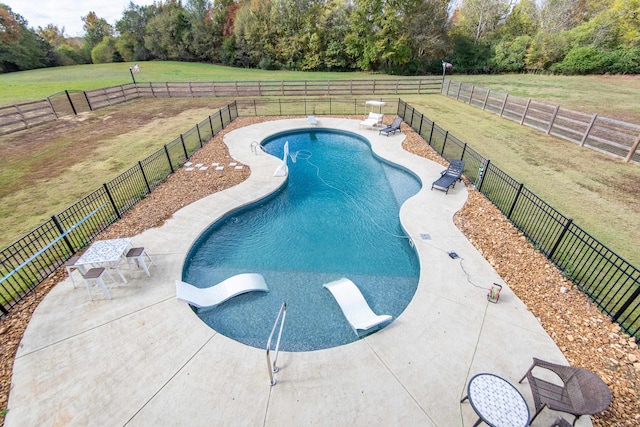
[359,112,384,129]
[323,278,392,335]
[176,273,268,308]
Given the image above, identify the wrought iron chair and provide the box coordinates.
[519,358,612,426]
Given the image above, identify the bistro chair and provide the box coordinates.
[125,247,155,278]
[519,357,612,426]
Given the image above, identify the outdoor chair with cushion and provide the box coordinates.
[359,112,384,129]
[431,159,465,194]
[125,247,155,278]
[519,357,612,426]
[379,117,403,136]
[65,256,88,288]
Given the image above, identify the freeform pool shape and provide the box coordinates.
[182,128,421,351]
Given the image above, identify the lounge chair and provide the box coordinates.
[323,278,392,335]
[379,117,403,136]
[359,112,384,130]
[307,115,318,126]
[176,273,269,308]
[431,159,465,194]
[519,357,612,426]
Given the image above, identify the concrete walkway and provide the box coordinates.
[6,119,586,426]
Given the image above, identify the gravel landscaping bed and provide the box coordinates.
[1,116,638,426]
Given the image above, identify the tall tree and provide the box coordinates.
[116,2,155,61]
[37,24,66,47]
[144,1,191,60]
[345,0,412,71]
[82,12,114,49]
[451,0,513,42]
[0,4,56,72]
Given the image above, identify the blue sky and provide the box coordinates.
[4,0,156,37]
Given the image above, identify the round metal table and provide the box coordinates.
[461,373,530,427]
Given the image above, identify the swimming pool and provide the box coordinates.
[182,128,421,351]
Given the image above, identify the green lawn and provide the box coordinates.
[446,74,640,124]
[0,61,383,104]
[403,93,640,267]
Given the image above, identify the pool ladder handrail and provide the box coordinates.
[250,140,263,154]
[266,302,287,386]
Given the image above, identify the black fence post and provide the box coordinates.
[460,143,467,161]
[507,183,524,219]
[429,122,435,145]
[612,284,640,323]
[196,123,203,147]
[441,131,448,156]
[209,116,214,135]
[418,115,423,135]
[180,134,189,160]
[547,218,573,260]
[83,91,93,111]
[219,111,224,129]
[65,90,77,115]
[477,159,490,192]
[164,145,174,174]
[51,215,75,253]
[103,184,121,219]
[139,161,151,194]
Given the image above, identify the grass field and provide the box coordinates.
[403,93,640,266]
[447,74,640,124]
[0,63,639,267]
[0,61,381,104]
[0,97,230,248]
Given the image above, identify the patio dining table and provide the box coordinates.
[76,238,132,283]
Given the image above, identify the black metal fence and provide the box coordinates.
[398,100,640,341]
[0,102,238,314]
[3,96,638,342]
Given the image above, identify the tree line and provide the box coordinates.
[1,0,638,75]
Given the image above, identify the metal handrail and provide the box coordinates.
[266,302,287,386]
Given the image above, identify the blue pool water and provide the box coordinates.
[182,129,422,351]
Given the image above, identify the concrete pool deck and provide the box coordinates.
[6,118,588,426]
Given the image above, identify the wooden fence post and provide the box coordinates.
[547,105,560,134]
[482,89,490,110]
[47,97,58,119]
[468,85,475,105]
[499,94,509,117]
[625,134,640,163]
[520,99,531,125]
[580,114,598,146]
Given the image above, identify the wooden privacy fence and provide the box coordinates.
[399,99,640,341]
[0,102,238,314]
[0,78,441,135]
[442,79,640,163]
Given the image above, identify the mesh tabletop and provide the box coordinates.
[467,373,530,427]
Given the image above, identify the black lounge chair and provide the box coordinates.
[379,117,403,136]
[431,160,464,194]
